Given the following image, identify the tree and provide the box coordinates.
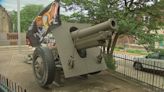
[10,11,17,32]
[61,0,164,69]
[62,0,163,52]
[11,4,43,32]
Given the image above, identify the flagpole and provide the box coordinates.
[17,0,21,52]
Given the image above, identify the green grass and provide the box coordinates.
[114,47,124,51]
[126,49,147,55]
[114,47,147,55]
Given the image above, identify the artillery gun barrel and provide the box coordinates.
[75,31,111,49]
[71,19,117,39]
[71,19,117,50]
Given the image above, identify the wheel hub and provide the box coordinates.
[34,57,44,79]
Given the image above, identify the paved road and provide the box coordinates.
[0,46,153,92]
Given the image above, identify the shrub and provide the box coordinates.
[104,54,116,70]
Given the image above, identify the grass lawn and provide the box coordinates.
[114,47,148,55]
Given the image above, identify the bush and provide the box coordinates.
[104,54,116,70]
[153,49,164,56]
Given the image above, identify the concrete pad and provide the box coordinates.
[0,47,152,92]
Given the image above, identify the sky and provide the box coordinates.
[0,0,75,15]
[0,0,157,15]
[0,0,158,11]
[0,0,53,11]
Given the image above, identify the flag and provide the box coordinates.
[26,0,61,47]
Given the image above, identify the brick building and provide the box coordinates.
[0,5,12,33]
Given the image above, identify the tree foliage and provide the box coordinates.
[61,0,164,53]
[11,4,43,32]
[10,1,164,52]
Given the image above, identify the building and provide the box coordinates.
[0,5,17,45]
[0,5,12,33]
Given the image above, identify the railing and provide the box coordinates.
[0,33,26,46]
[0,74,27,92]
[113,54,164,92]
[7,33,18,45]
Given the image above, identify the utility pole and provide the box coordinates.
[17,0,21,52]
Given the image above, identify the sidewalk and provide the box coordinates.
[0,48,153,92]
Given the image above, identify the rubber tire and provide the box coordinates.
[33,46,55,88]
[133,62,143,71]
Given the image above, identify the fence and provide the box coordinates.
[0,74,27,92]
[114,54,164,92]
[6,33,18,45]
[0,33,26,46]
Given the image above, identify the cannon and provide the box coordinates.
[25,0,118,88]
[32,19,117,87]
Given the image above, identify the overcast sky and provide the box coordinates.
[0,0,54,11]
[0,0,156,16]
[0,0,76,15]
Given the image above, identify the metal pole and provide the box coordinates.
[17,0,21,52]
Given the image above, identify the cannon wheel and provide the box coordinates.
[33,47,55,88]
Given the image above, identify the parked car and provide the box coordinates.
[133,52,164,71]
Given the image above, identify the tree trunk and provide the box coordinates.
[104,33,120,70]
[107,35,112,54]
[109,33,120,55]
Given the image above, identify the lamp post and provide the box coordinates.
[17,0,21,51]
